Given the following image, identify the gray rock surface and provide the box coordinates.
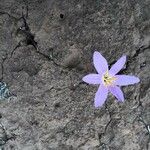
[0,0,150,149]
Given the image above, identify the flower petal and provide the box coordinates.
[109,86,124,101]
[93,51,108,74]
[94,85,108,107]
[115,75,140,86]
[109,55,126,75]
[82,74,102,84]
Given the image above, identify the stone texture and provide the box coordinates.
[0,0,150,149]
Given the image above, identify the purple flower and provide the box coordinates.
[82,51,140,107]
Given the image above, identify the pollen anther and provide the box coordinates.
[102,71,116,86]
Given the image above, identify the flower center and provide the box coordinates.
[102,71,116,86]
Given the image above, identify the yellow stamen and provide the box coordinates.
[102,71,116,86]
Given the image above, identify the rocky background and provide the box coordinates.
[0,0,150,149]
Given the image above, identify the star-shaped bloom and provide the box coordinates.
[82,51,140,107]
